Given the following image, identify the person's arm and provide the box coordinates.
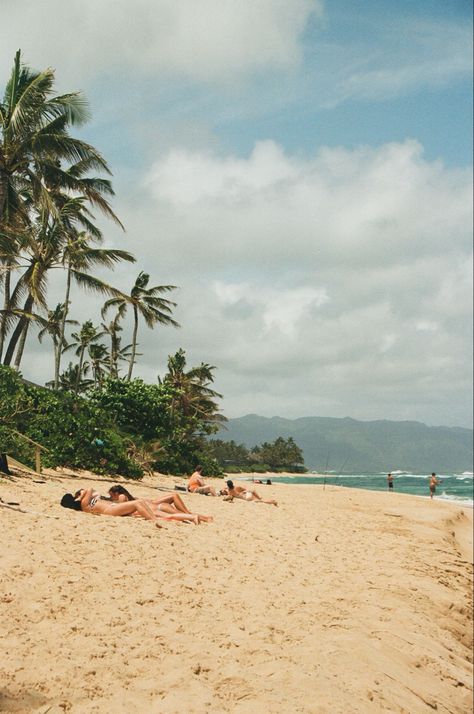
[78,488,94,510]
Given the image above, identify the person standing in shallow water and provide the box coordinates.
[429,473,441,499]
[387,473,394,490]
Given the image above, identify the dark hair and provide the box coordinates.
[60,493,82,511]
[195,465,203,472]
[226,480,234,489]
[266,479,272,485]
[109,484,136,501]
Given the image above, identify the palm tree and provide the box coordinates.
[102,271,179,380]
[2,205,62,367]
[162,348,226,432]
[56,221,134,380]
[87,342,109,387]
[0,50,110,360]
[52,361,93,393]
[37,303,78,388]
[0,51,126,366]
[66,320,104,393]
[1,198,131,370]
[101,305,137,377]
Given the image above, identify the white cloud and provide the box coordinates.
[0,0,320,85]
[78,137,472,427]
[143,139,471,272]
[213,281,329,338]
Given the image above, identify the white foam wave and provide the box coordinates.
[438,492,474,508]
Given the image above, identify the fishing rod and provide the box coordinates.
[323,451,329,491]
[338,455,350,474]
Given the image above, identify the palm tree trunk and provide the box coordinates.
[53,338,61,389]
[0,266,12,361]
[13,320,30,369]
[0,169,10,228]
[3,294,33,366]
[75,346,85,394]
[111,332,118,377]
[56,265,72,388]
[127,306,139,380]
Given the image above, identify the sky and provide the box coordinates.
[1,0,473,428]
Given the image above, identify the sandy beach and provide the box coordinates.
[1,469,472,714]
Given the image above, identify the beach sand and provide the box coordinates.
[1,470,472,714]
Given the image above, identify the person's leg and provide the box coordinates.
[158,512,199,525]
[105,500,162,525]
[196,486,216,496]
[171,493,192,513]
[153,494,192,514]
[155,502,179,515]
[257,498,278,506]
[197,514,214,523]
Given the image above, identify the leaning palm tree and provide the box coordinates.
[0,50,111,360]
[1,198,127,369]
[102,271,179,380]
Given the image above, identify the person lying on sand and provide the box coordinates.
[60,488,163,527]
[222,480,278,506]
[187,466,217,496]
[108,485,213,524]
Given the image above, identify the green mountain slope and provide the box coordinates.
[217,415,473,473]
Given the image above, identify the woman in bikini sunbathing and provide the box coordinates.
[222,480,278,506]
[60,487,163,527]
[108,485,213,524]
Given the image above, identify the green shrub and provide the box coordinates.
[250,463,271,473]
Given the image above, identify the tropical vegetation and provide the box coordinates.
[0,51,304,479]
[207,436,306,473]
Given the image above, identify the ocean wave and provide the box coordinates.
[438,493,474,508]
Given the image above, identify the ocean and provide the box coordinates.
[259,471,474,506]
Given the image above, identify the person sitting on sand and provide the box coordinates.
[222,480,278,506]
[187,466,217,496]
[60,488,163,527]
[429,473,441,499]
[108,485,213,524]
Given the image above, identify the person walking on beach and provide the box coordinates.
[429,473,441,499]
[187,466,217,496]
[387,473,394,490]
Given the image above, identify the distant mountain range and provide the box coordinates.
[217,415,473,473]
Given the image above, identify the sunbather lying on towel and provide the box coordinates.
[222,480,278,506]
[60,488,163,527]
[108,485,213,524]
